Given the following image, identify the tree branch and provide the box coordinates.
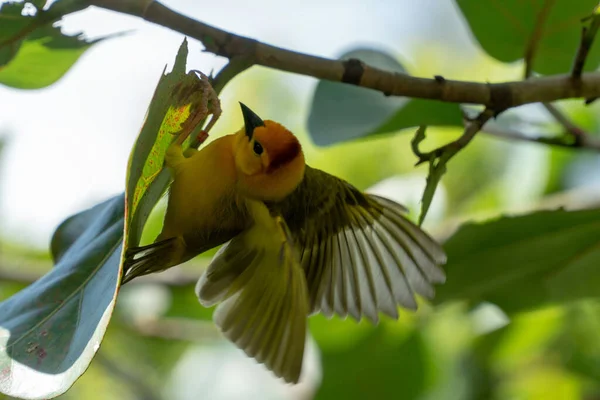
[411,109,495,224]
[482,123,600,151]
[84,0,600,109]
[414,109,496,165]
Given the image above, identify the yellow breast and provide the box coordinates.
[160,134,239,239]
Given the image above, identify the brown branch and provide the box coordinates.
[83,0,600,110]
[209,56,253,95]
[524,0,556,78]
[411,109,495,224]
[414,109,496,165]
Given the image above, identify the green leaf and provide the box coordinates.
[436,209,600,313]
[0,25,101,89]
[31,1,47,9]
[0,194,124,400]
[0,38,213,399]
[0,3,107,89]
[456,0,600,75]
[50,197,110,264]
[125,39,211,245]
[315,327,429,400]
[0,2,28,65]
[164,284,214,321]
[307,48,462,146]
[558,303,600,382]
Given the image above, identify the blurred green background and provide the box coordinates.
[2,0,600,399]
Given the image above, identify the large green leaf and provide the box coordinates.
[0,1,104,89]
[315,326,430,400]
[0,2,28,65]
[436,209,600,313]
[307,48,463,146]
[456,0,600,75]
[0,194,124,400]
[0,38,213,399]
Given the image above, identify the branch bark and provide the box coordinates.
[86,0,600,110]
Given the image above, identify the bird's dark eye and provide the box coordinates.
[253,141,264,155]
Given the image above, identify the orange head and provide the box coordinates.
[233,103,305,202]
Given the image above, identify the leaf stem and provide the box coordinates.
[523,0,556,78]
[572,6,600,78]
[412,109,495,224]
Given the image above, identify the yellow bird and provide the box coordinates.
[124,103,447,383]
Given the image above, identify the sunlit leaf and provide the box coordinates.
[307,48,462,146]
[0,2,107,89]
[0,2,28,65]
[456,0,600,75]
[0,38,214,399]
[125,40,212,245]
[436,209,600,313]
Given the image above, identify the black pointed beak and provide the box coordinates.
[240,102,265,140]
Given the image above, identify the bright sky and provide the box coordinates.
[0,0,473,247]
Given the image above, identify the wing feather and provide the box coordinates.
[196,204,309,383]
[269,166,446,323]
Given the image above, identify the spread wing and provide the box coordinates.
[268,166,446,323]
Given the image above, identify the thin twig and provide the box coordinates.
[129,317,221,342]
[94,351,162,400]
[81,0,600,111]
[411,109,495,224]
[521,6,598,153]
[414,109,496,165]
[541,102,597,148]
[210,56,253,95]
[523,0,556,78]
[517,0,599,152]
[543,103,580,133]
[482,124,600,151]
[572,7,600,78]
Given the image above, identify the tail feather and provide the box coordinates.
[122,236,184,283]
